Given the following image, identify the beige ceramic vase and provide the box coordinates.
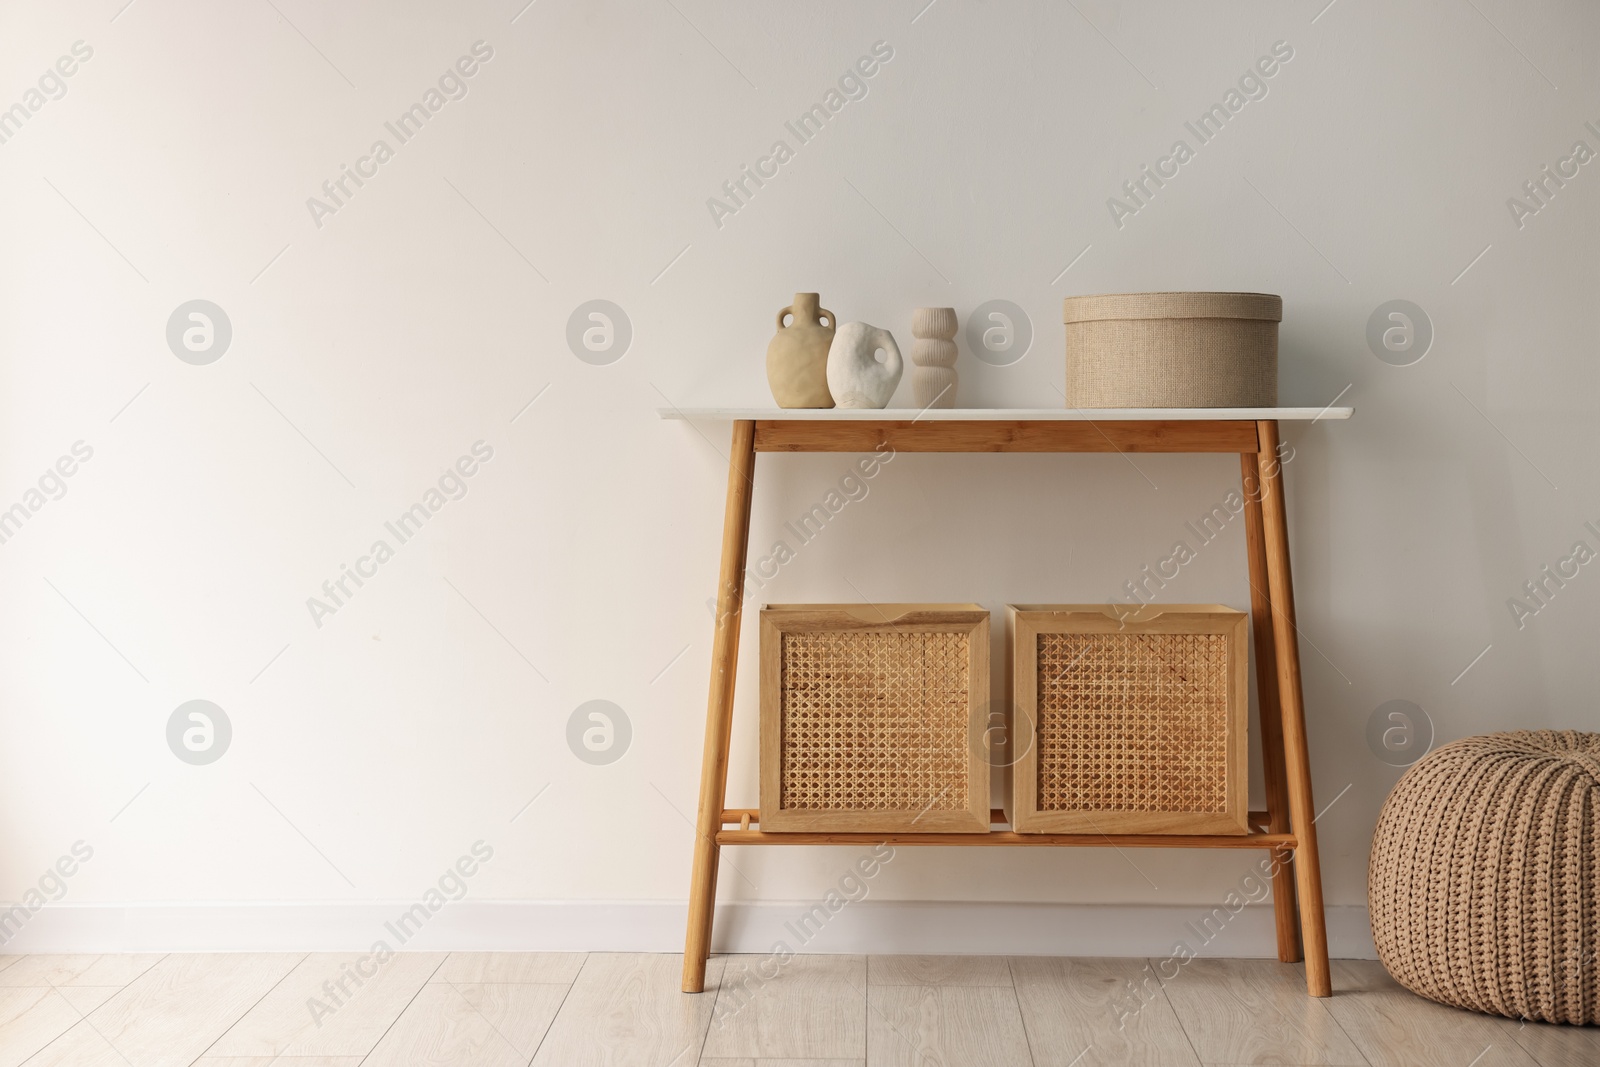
[911,307,958,408]
[766,293,836,408]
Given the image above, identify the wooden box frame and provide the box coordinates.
[1006,604,1249,835]
[760,604,990,833]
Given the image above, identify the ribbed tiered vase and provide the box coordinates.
[911,307,958,409]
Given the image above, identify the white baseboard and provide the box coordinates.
[1,900,1377,959]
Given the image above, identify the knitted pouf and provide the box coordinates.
[1369,730,1600,1024]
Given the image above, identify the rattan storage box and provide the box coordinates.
[760,604,990,833]
[1063,292,1281,407]
[1005,605,1249,835]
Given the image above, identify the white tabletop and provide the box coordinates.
[657,407,1352,422]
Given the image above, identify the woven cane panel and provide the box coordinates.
[1035,631,1229,813]
[779,630,969,813]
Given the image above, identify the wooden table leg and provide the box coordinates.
[1255,421,1331,997]
[682,420,757,993]
[1240,452,1302,964]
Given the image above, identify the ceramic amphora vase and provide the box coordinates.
[766,293,836,408]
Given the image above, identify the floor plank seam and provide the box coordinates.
[31,978,129,1067]
[187,950,309,1066]
[354,951,452,1066]
[440,977,536,1064]
[848,958,869,1067]
[129,952,170,991]
[1504,1011,1570,1067]
[863,953,871,1067]
[685,955,719,1067]
[1316,985,1376,1067]
[863,964,934,1065]
[1005,956,1042,1067]
[524,951,586,1066]
[1152,955,1206,1067]
[15,983,78,1067]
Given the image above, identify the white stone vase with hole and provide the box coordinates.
[825,322,903,409]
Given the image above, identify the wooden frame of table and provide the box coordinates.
[658,407,1351,998]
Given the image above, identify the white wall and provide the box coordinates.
[1,0,1596,955]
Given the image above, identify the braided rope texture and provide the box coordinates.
[779,630,970,813]
[1369,730,1600,1024]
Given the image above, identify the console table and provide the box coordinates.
[658,407,1351,997]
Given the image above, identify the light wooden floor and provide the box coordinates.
[0,952,1594,1066]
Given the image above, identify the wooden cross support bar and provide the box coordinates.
[662,407,1349,998]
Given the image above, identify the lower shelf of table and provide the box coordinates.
[716,809,1295,849]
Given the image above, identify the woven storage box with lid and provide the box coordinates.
[760,604,990,833]
[1005,605,1249,835]
[1063,292,1281,407]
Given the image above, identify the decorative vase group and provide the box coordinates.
[766,293,957,410]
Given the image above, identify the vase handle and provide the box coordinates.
[818,306,836,330]
[775,305,794,330]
